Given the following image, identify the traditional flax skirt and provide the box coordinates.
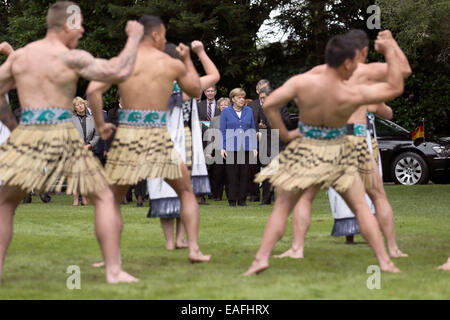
[106,109,183,186]
[371,137,379,166]
[344,123,374,189]
[0,108,108,195]
[255,122,358,194]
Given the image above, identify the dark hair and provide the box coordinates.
[139,15,164,37]
[324,34,359,68]
[164,43,180,59]
[259,86,272,96]
[347,29,369,50]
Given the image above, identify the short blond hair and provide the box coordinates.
[47,1,78,31]
[217,97,231,108]
[229,88,246,100]
[72,96,87,112]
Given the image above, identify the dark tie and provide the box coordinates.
[207,102,212,121]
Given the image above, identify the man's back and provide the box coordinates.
[10,39,78,109]
[118,46,182,110]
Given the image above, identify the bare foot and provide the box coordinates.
[189,250,211,263]
[389,248,408,258]
[273,248,304,259]
[165,243,175,251]
[242,259,270,276]
[175,239,189,249]
[379,259,401,273]
[92,261,105,268]
[106,270,139,284]
[437,258,450,271]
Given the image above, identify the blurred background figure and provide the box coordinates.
[71,97,99,206]
[208,97,230,201]
[220,88,257,207]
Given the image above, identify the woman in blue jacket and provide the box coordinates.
[220,88,258,206]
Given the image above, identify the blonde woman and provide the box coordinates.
[71,97,99,206]
[219,88,258,206]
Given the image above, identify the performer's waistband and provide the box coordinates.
[20,108,72,125]
[118,109,167,127]
[298,121,347,140]
[345,123,367,137]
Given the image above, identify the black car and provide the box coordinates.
[375,117,450,185]
[287,115,450,185]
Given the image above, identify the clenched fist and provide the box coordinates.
[125,21,144,40]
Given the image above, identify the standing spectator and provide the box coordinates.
[198,85,219,201]
[220,88,257,206]
[246,79,270,202]
[257,86,291,205]
[71,97,99,206]
[198,86,219,121]
[207,97,230,200]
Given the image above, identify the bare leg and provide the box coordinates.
[366,158,407,258]
[340,175,400,273]
[437,257,450,271]
[73,192,79,206]
[0,186,27,282]
[175,218,188,249]
[243,187,303,276]
[274,186,318,259]
[90,184,138,283]
[160,218,175,250]
[165,163,210,262]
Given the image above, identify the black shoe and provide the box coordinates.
[22,194,32,204]
[137,202,143,207]
[228,201,236,207]
[238,200,247,206]
[40,193,51,203]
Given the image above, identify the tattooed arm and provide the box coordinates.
[63,21,143,83]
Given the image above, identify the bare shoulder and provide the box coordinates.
[61,49,94,69]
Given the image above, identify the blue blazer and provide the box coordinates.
[219,105,257,151]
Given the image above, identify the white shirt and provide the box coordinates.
[236,111,242,119]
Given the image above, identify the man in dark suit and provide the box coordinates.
[198,85,219,121]
[257,86,291,205]
[246,79,270,202]
[198,85,219,202]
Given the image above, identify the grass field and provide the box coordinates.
[0,185,449,300]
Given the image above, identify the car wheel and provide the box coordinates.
[391,152,429,185]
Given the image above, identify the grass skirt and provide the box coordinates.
[106,125,182,185]
[0,122,108,195]
[346,135,374,189]
[255,137,358,193]
[371,137,379,166]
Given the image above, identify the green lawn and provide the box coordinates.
[0,185,449,299]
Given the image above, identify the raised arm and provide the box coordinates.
[176,43,202,99]
[351,36,404,106]
[86,81,115,140]
[191,41,220,91]
[363,31,411,81]
[63,21,143,83]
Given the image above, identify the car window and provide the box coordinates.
[375,117,410,138]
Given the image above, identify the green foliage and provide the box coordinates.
[0,0,448,133]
